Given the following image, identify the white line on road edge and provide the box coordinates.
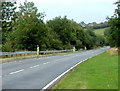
[42,57,92,90]
[30,65,39,68]
[9,69,24,75]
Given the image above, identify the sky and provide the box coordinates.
[16,0,116,23]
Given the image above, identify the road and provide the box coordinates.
[1,47,109,90]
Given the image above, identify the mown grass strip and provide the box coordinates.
[53,52,118,89]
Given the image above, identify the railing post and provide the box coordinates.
[73,46,75,52]
[37,45,40,55]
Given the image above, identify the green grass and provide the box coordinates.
[93,28,109,36]
[53,52,118,89]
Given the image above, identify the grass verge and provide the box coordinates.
[53,52,118,89]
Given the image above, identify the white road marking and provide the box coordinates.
[43,62,50,64]
[9,69,24,75]
[30,65,39,68]
[42,50,102,90]
[42,58,89,90]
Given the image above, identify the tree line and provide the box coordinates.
[1,1,119,52]
[80,21,109,29]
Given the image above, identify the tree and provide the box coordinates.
[3,1,48,51]
[83,29,95,49]
[106,1,120,47]
[1,1,17,43]
[47,16,84,50]
[115,1,120,18]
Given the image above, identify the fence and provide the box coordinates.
[0,50,72,58]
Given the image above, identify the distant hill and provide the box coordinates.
[93,27,109,36]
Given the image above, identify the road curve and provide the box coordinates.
[2,47,109,90]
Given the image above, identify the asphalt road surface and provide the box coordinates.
[1,47,109,90]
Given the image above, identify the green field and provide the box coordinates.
[53,52,118,89]
[93,28,109,36]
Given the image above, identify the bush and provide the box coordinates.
[2,42,13,52]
